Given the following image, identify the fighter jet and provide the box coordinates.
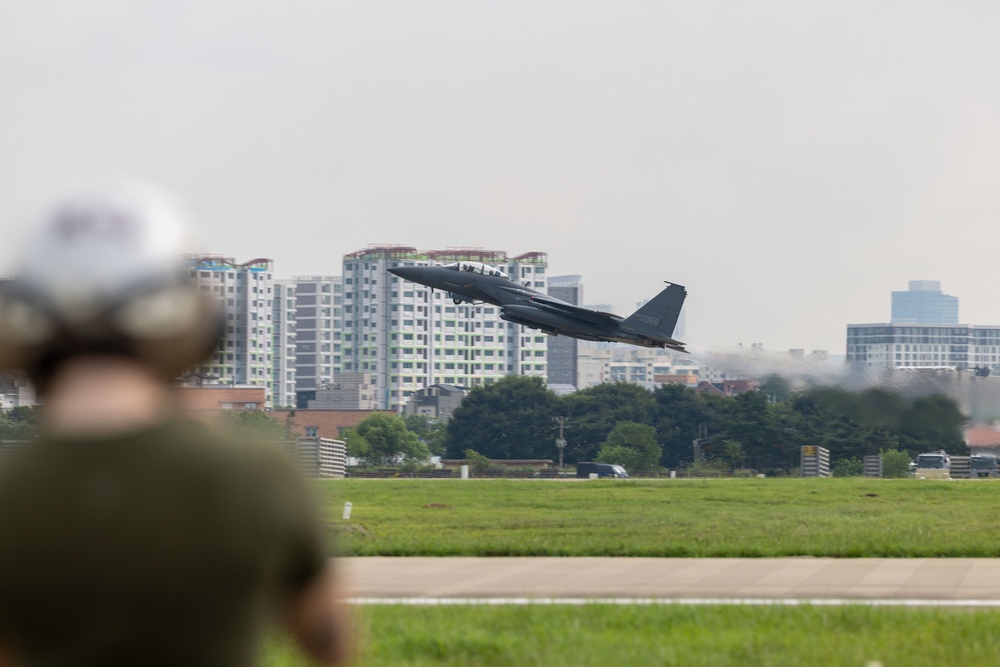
[388,261,687,351]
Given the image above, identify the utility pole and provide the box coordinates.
[553,416,569,469]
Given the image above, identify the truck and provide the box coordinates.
[914,450,951,480]
[575,462,629,479]
[970,453,999,479]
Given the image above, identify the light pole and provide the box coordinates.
[553,416,569,469]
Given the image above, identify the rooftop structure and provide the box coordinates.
[891,280,959,324]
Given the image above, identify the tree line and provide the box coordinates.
[0,407,38,441]
[438,375,967,474]
[6,376,964,476]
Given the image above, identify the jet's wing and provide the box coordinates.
[523,294,617,327]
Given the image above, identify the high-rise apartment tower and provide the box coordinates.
[186,256,275,404]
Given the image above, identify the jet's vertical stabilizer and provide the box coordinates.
[621,283,686,341]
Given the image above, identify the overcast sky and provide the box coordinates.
[2,1,998,354]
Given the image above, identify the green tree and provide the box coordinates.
[6,406,38,426]
[685,457,730,474]
[901,394,966,453]
[857,387,906,431]
[403,414,447,456]
[721,391,797,472]
[790,386,967,463]
[881,449,912,478]
[559,382,657,463]
[598,421,661,471]
[720,439,747,472]
[595,444,648,472]
[342,427,369,460]
[0,410,37,441]
[444,375,560,460]
[652,383,725,468]
[349,412,430,467]
[464,448,492,476]
[832,457,863,477]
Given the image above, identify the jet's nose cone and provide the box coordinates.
[388,266,425,282]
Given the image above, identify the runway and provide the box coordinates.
[340,557,1000,606]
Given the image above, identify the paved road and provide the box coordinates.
[341,557,1000,604]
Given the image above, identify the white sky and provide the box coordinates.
[1,1,998,354]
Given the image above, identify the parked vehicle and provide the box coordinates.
[970,454,999,478]
[914,450,951,480]
[575,462,629,478]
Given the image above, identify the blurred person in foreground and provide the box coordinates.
[0,184,352,666]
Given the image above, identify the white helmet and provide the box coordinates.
[0,183,222,388]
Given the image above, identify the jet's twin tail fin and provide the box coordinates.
[622,283,687,342]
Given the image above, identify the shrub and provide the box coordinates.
[464,449,492,476]
[880,449,912,478]
[833,457,863,477]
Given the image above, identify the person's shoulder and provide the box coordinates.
[0,441,40,486]
[108,418,236,464]
[174,420,307,481]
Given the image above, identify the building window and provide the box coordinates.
[305,426,319,437]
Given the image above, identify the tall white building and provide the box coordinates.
[186,255,275,405]
[339,246,548,410]
[272,280,298,408]
[288,276,343,407]
[271,276,345,408]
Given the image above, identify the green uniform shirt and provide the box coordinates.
[0,420,328,667]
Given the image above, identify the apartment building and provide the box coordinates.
[286,276,343,407]
[846,324,1000,372]
[307,373,377,410]
[186,255,275,405]
[577,343,691,389]
[847,280,1000,372]
[271,280,298,408]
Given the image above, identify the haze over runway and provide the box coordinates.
[2,2,999,352]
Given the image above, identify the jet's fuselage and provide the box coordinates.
[388,263,688,352]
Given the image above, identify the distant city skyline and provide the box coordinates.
[3,3,999,354]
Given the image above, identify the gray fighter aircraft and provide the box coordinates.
[388,261,687,351]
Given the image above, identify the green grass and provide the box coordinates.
[265,604,1000,666]
[280,478,1000,665]
[319,477,1000,557]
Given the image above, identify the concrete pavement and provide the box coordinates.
[341,557,1000,603]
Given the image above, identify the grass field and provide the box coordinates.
[264,604,1000,666]
[296,478,1000,665]
[318,477,1000,557]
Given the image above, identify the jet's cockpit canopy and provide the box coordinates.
[441,261,510,280]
